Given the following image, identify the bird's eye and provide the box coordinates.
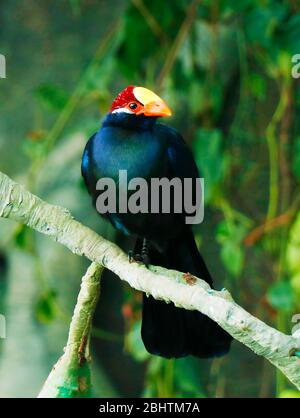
[129,102,138,110]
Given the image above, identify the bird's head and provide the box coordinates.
[110,86,172,118]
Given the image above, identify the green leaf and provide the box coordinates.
[216,220,247,278]
[14,225,33,251]
[216,220,247,244]
[278,13,300,56]
[291,273,300,295]
[286,213,300,273]
[174,358,205,397]
[247,73,266,101]
[193,21,238,84]
[187,81,206,116]
[36,289,58,324]
[126,320,150,362]
[244,5,286,49]
[267,282,295,312]
[278,389,300,398]
[221,241,244,278]
[22,139,48,162]
[36,84,68,111]
[193,129,228,203]
[68,0,81,16]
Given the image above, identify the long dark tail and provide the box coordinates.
[140,230,232,359]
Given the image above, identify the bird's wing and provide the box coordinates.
[81,133,97,195]
[155,124,203,225]
[155,124,200,180]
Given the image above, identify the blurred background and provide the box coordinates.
[0,0,300,398]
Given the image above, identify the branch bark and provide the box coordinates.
[38,262,103,398]
[0,171,299,391]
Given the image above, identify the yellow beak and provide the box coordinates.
[141,100,172,117]
[133,86,172,118]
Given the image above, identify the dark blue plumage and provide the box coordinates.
[82,91,232,359]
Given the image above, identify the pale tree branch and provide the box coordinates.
[38,262,103,398]
[0,170,299,391]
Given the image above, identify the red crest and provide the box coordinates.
[110,85,137,111]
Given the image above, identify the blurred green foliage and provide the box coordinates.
[0,0,300,398]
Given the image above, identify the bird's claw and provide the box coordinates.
[128,250,150,267]
[128,250,142,263]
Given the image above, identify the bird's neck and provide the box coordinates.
[102,112,158,131]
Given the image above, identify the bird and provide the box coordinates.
[81,85,232,358]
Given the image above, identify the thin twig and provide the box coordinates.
[156,0,201,90]
[131,0,167,41]
[244,194,300,246]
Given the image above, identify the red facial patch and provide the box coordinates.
[110,85,138,112]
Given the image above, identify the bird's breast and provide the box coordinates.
[86,125,180,246]
[91,126,168,181]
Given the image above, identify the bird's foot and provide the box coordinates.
[128,251,150,267]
